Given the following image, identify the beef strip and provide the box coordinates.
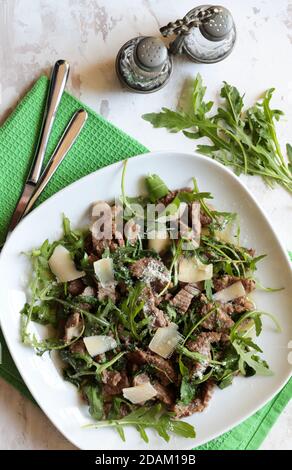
[171,284,200,314]
[69,338,86,354]
[68,279,85,296]
[158,188,192,207]
[199,294,234,332]
[187,332,221,379]
[101,370,129,396]
[213,275,256,294]
[98,282,117,303]
[152,380,175,406]
[142,287,169,328]
[127,350,177,384]
[220,296,255,315]
[63,312,84,342]
[172,379,215,418]
[200,211,212,227]
[130,257,170,292]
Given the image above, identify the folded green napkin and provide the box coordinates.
[0,77,291,450]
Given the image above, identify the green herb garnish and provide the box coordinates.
[143,74,292,193]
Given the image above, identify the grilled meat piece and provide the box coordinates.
[171,284,200,314]
[130,257,170,292]
[127,349,177,384]
[102,370,129,396]
[172,379,215,418]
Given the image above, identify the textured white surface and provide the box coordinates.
[0,0,291,451]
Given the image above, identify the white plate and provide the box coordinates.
[0,151,291,450]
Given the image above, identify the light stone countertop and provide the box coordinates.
[0,0,291,450]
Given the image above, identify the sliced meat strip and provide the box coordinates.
[98,282,116,303]
[68,279,85,296]
[198,294,234,332]
[221,296,255,315]
[101,370,129,396]
[213,275,255,294]
[69,338,86,354]
[127,349,177,384]
[152,381,174,406]
[130,257,170,292]
[158,187,192,207]
[200,211,212,227]
[172,379,215,418]
[171,284,200,314]
[187,332,221,379]
[142,287,169,328]
[63,312,84,342]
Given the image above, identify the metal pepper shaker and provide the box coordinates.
[115,5,236,93]
[115,36,173,93]
[161,5,236,63]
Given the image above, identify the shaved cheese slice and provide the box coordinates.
[148,229,170,254]
[178,257,213,283]
[83,335,117,357]
[213,281,246,303]
[93,258,114,287]
[122,383,157,404]
[149,323,180,358]
[48,245,85,282]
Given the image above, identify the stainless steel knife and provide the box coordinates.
[7,59,70,234]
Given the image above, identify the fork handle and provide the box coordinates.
[27,60,70,184]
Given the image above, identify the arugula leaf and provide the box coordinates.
[118,283,146,341]
[143,108,194,133]
[84,385,104,420]
[86,404,196,442]
[143,74,292,193]
[145,174,169,202]
[204,279,213,301]
[21,302,58,327]
[232,340,273,376]
[180,376,197,405]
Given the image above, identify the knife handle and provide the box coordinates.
[27,60,70,184]
[24,109,88,216]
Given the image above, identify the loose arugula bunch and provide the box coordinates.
[143,74,292,193]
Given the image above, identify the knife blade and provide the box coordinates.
[7,59,70,234]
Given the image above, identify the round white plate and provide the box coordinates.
[0,151,291,450]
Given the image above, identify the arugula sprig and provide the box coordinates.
[85,403,196,443]
[143,74,292,193]
[230,310,281,376]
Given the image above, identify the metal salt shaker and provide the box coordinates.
[115,5,236,93]
[115,36,173,93]
[161,5,236,64]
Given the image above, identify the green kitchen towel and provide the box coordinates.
[0,76,291,450]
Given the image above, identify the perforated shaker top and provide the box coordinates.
[199,6,234,42]
[135,37,168,71]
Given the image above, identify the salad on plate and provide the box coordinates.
[20,162,280,443]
